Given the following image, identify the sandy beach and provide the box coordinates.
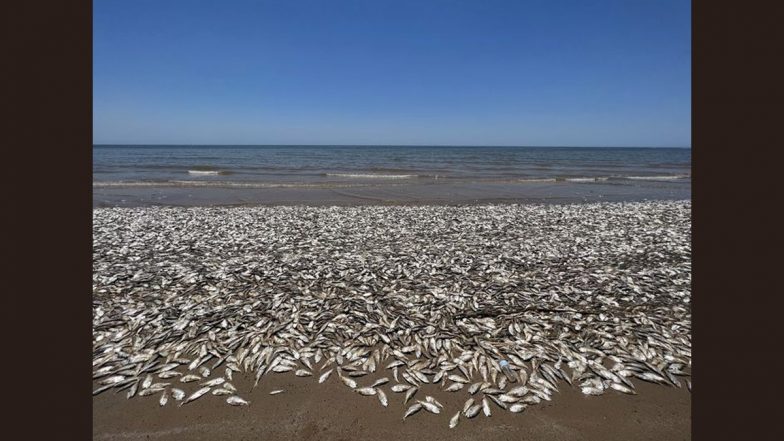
[93,201,691,441]
[94,372,689,441]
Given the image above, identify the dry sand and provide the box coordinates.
[93,372,689,441]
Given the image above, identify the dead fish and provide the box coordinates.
[212,388,233,396]
[425,396,444,408]
[377,389,388,407]
[171,388,185,400]
[509,403,527,413]
[159,390,168,407]
[269,389,284,395]
[126,382,138,399]
[340,376,357,389]
[295,369,313,377]
[445,382,465,392]
[462,398,475,414]
[390,384,410,393]
[226,396,249,406]
[93,384,113,396]
[198,366,210,378]
[371,377,389,387]
[180,374,202,383]
[318,369,333,383]
[141,375,152,388]
[404,386,418,403]
[101,375,127,386]
[636,372,667,384]
[507,385,529,397]
[448,374,469,384]
[419,400,440,414]
[202,377,225,387]
[482,397,491,416]
[180,387,210,406]
[138,387,165,397]
[465,404,483,418]
[449,411,460,428]
[498,394,520,403]
[610,382,636,394]
[581,386,604,395]
[356,387,377,396]
[403,402,423,420]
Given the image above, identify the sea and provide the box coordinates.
[93,145,691,206]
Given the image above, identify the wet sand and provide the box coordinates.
[93,373,689,441]
[93,179,690,207]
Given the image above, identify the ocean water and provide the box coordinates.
[94,145,690,187]
[93,146,691,206]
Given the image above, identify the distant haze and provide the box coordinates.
[94,0,690,147]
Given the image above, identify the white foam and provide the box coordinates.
[624,175,689,181]
[565,177,602,182]
[188,170,221,175]
[517,178,557,183]
[325,173,417,179]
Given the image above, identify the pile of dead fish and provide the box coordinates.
[93,201,691,427]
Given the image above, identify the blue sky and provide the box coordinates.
[93,0,691,146]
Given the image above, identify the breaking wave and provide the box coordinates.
[325,173,419,179]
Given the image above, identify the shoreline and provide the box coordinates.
[93,179,691,207]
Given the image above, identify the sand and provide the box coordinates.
[93,372,689,441]
[93,179,691,207]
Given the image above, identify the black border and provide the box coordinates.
[692,1,781,440]
[9,0,93,438]
[9,0,783,438]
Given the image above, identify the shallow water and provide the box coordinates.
[93,146,690,206]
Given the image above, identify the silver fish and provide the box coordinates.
[356,387,377,396]
[171,388,185,400]
[377,389,388,407]
[340,376,357,389]
[509,403,527,413]
[465,404,483,418]
[202,377,225,387]
[180,374,202,383]
[390,384,410,393]
[449,411,460,428]
[419,400,440,414]
[403,402,423,420]
[226,396,249,406]
[319,369,333,384]
[180,387,210,406]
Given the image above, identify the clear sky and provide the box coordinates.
[93,0,691,146]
